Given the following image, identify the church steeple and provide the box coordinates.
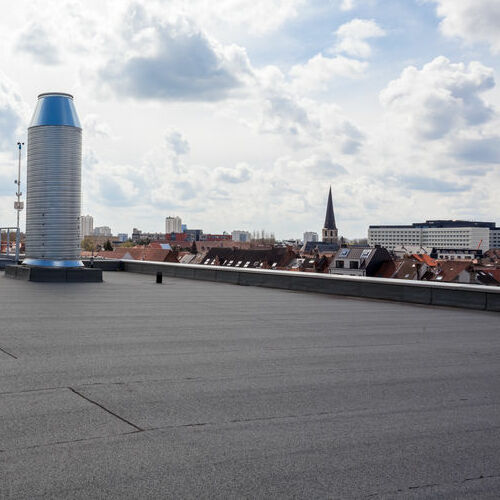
[322,186,338,243]
[323,186,336,230]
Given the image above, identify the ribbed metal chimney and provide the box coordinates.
[24,92,83,267]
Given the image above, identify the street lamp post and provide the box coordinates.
[15,142,24,263]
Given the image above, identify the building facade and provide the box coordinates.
[165,216,182,234]
[368,220,496,251]
[232,230,252,243]
[80,215,94,239]
[185,229,203,241]
[94,226,112,237]
[303,232,319,244]
[203,233,232,241]
[491,229,500,249]
[329,246,392,277]
[322,187,338,244]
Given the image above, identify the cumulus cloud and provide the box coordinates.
[83,115,112,139]
[335,19,385,58]
[98,173,140,206]
[5,1,497,237]
[287,19,383,93]
[259,85,365,153]
[82,152,144,208]
[290,54,367,91]
[380,56,495,140]
[431,0,500,54]
[99,6,251,101]
[16,23,61,65]
[165,130,190,155]
[0,74,27,151]
[216,162,252,183]
[340,0,357,11]
[253,63,366,152]
[268,96,364,153]
[285,154,348,177]
[454,137,500,164]
[401,175,468,193]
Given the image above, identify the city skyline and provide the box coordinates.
[0,1,499,239]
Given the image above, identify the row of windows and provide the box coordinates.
[203,258,278,269]
[335,260,359,269]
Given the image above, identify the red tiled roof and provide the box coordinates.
[475,268,500,282]
[374,260,399,278]
[392,260,420,280]
[432,261,471,282]
[97,248,178,263]
[412,254,437,267]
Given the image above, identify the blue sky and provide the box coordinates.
[0,0,499,238]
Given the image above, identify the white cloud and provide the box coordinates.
[379,56,495,140]
[335,18,385,58]
[454,136,500,164]
[216,162,252,183]
[98,6,252,101]
[431,0,500,54]
[290,54,367,91]
[10,1,108,68]
[2,2,500,237]
[257,68,366,154]
[340,0,356,11]
[165,129,190,155]
[83,115,112,139]
[0,74,28,150]
[16,22,61,65]
[286,18,383,94]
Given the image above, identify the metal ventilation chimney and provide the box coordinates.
[24,92,83,268]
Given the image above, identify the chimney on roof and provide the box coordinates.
[322,186,338,244]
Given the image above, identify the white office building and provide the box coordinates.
[368,220,496,251]
[491,229,500,249]
[94,226,112,237]
[165,216,182,234]
[80,215,94,239]
[303,232,319,244]
[231,230,252,243]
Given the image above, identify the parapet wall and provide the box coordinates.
[121,260,500,312]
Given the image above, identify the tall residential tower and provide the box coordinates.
[165,216,182,234]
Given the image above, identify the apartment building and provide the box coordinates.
[368,220,496,251]
[80,215,94,239]
[165,216,182,234]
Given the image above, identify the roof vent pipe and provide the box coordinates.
[24,93,83,267]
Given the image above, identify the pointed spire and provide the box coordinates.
[323,186,336,230]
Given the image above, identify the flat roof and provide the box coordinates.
[370,220,496,229]
[1,271,499,497]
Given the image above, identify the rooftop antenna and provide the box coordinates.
[14,141,24,263]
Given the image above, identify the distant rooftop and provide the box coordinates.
[370,219,497,229]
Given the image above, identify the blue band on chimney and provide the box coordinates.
[29,93,81,128]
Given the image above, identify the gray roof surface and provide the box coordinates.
[1,271,500,498]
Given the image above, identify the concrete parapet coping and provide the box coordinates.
[118,259,500,312]
[119,259,500,293]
